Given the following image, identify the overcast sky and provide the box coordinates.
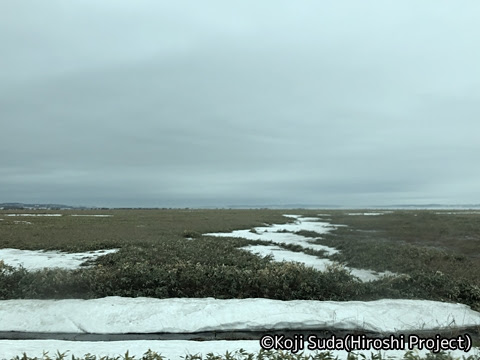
[1,1,479,208]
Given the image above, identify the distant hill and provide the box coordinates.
[1,202,479,210]
[0,203,90,210]
[381,204,480,209]
[225,204,342,209]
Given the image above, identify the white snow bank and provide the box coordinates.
[242,245,396,282]
[1,297,479,334]
[1,339,477,360]
[5,214,62,217]
[0,248,119,270]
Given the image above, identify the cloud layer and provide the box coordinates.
[1,1,479,207]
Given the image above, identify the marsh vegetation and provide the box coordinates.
[0,209,478,310]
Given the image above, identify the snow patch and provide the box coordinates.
[241,244,335,272]
[0,248,119,270]
[206,215,395,282]
[5,213,62,217]
[242,244,395,282]
[205,215,339,255]
[346,213,384,216]
[435,211,480,215]
[71,214,113,217]
[13,220,33,225]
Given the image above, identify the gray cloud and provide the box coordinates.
[1,1,480,207]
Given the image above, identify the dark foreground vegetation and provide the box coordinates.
[0,209,479,312]
[4,348,480,360]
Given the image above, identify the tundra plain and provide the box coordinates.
[0,209,479,359]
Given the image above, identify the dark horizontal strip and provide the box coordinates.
[1,328,478,342]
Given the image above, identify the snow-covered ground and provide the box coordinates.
[0,297,479,359]
[0,248,119,270]
[206,215,394,282]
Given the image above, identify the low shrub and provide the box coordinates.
[5,349,479,360]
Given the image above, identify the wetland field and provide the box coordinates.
[0,209,479,360]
